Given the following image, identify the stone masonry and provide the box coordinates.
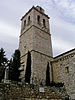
[52,49,75,99]
[0,82,66,100]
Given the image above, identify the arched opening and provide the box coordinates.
[37,15,40,24]
[24,20,26,27]
[28,16,30,25]
[43,19,46,27]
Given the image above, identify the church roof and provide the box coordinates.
[54,48,75,59]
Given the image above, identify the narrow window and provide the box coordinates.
[24,20,26,27]
[28,16,30,25]
[37,15,40,24]
[65,67,69,73]
[43,19,46,27]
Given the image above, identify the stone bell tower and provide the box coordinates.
[19,6,53,85]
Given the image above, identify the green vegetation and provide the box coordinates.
[0,48,7,66]
[46,62,50,86]
[8,49,21,82]
[25,51,31,84]
[0,48,8,82]
[50,81,64,87]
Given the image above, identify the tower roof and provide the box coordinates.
[21,6,50,20]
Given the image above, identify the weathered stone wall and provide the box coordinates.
[52,49,75,99]
[31,51,53,85]
[32,26,52,57]
[0,82,66,100]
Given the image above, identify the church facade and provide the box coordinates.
[19,6,75,99]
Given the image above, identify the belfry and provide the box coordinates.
[19,6,53,85]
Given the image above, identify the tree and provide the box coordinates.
[0,48,8,82]
[25,51,31,84]
[0,66,5,82]
[8,49,21,81]
[46,62,50,86]
[0,48,7,66]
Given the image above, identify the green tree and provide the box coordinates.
[25,51,31,84]
[46,62,50,86]
[0,48,7,66]
[0,48,8,82]
[0,66,5,82]
[9,49,21,82]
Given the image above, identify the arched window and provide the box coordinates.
[24,20,26,27]
[28,16,30,25]
[37,15,40,24]
[43,19,46,27]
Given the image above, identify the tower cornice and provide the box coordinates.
[20,25,51,37]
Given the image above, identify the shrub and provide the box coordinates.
[50,81,64,87]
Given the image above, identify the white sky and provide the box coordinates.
[0,0,75,59]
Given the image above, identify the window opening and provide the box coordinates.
[43,19,46,27]
[24,20,26,27]
[28,16,30,25]
[37,15,40,24]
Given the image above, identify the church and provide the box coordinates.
[19,6,75,99]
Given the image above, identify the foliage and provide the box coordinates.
[0,66,5,82]
[25,51,31,84]
[46,62,50,86]
[8,49,21,82]
[0,48,8,82]
[0,48,7,66]
[50,81,64,87]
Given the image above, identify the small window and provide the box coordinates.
[28,16,30,25]
[43,19,46,27]
[40,7,42,11]
[65,67,69,73]
[37,15,40,24]
[24,20,26,27]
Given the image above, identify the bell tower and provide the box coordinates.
[19,6,53,85]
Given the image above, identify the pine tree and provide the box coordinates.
[46,62,50,86]
[25,51,31,84]
[8,49,21,82]
[0,66,5,82]
[0,48,8,82]
[0,48,7,66]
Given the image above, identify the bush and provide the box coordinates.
[50,81,64,87]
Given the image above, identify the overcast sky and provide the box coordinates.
[0,0,75,59]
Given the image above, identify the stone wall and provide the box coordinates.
[31,51,53,85]
[52,49,75,99]
[0,82,66,100]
